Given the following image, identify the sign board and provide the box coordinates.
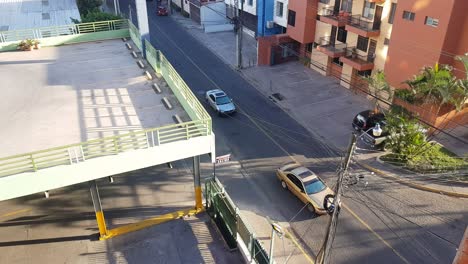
[215,154,231,164]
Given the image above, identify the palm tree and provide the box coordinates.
[404,63,456,115]
[452,54,468,111]
[365,70,391,113]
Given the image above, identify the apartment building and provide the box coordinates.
[258,0,468,90]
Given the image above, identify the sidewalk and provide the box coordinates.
[169,11,468,199]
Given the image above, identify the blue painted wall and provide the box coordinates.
[257,0,282,37]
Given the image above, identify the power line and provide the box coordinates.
[270,42,468,145]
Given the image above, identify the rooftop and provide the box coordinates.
[0,0,80,31]
[0,39,189,158]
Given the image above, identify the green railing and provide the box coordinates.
[0,20,128,43]
[205,178,271,263]
[145,39,211,123]
[0,120,210,177]
[128,20,142,51]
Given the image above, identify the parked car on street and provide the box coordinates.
[352,110,385,132]
[205,89,236,116]
[276,162,335,215]
[353,110,388,150]
[157,6,168,16]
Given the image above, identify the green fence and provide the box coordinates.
[145,39,211,124]
[0,20,129,51]
[205,178,270,263]
[0,120,210,177]
[128,20,142,51]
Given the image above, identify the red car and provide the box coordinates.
[157,6,168,16]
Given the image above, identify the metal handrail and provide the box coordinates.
[0,20,128,43]
[320,7,351,22]
[348,15,379,31]
[318,36,347,52]
[344,46,375,63]
[0,119,210,177]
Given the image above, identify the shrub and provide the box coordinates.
[394,89,416,103]
[80,11,122,23]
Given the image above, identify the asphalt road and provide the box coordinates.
[130,3,468,264]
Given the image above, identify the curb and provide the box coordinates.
[357,161,468,198]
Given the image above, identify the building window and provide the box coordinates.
[384,38,390,45]
[337,27,347,43]
[388,3,397,24]
[425,16,439,27]
[341,0,353,13]
[362,1,375,19]
[248,0,253,6]
[319,0,330,4]
[306,43,313,53]
[288,10,296,26]
[276,2,283,17]
[332,57,343,66]
[357,35,369,52]
[402,11,415,21]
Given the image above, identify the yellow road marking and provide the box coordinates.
[343,204,411,264]
[151,23,405,263]
[0,208,30,219]
[284,229,316,264]
[195,186,203,210]
[101,207,203,240]
[95,211,108,238]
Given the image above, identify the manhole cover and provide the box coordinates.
[271,93,285,101]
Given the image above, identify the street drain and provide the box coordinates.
[271,93,285,101]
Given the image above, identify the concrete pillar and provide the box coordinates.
[193,156,202,210]
[135,0,150,58]
[90,181,108,239]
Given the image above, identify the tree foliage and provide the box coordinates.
[80,11,122,23]
[365,70,392,112]
[384,111,427,161]
[77,0,103,16]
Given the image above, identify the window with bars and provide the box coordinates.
[276,2,284,17]
[306,43,313,53]
[288,10,296,26]
[357,36,369,52]
[362,1,375,19]
[341,0,353,13]
[388,3,396,24]
[402,11,415,21]
[425,16,439,27]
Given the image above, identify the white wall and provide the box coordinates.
[201,2,230,25]
[225,0,257,16]
[273,0,287,27]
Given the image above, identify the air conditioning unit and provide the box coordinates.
[266,21,274,29]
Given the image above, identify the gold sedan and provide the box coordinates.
[276,162,335,215]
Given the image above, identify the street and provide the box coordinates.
[139,2,468,263]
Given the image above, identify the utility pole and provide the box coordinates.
[319,133,357,264]
[234,0,243,69]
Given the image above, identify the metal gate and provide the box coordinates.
[205,178,270,263]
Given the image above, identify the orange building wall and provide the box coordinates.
[286,0,318,44]
[440,0,468,80]
[384,0,456,88]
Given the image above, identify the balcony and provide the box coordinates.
[345,15,380,37]
[319,7,350,27]
[368,0,386,3]
[339,47,374,71]
[316,36,347,58]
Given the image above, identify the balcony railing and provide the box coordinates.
[346,15,381,37]
[340,46,375,71]
[317,36,347,57]
[320,7,350,26]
